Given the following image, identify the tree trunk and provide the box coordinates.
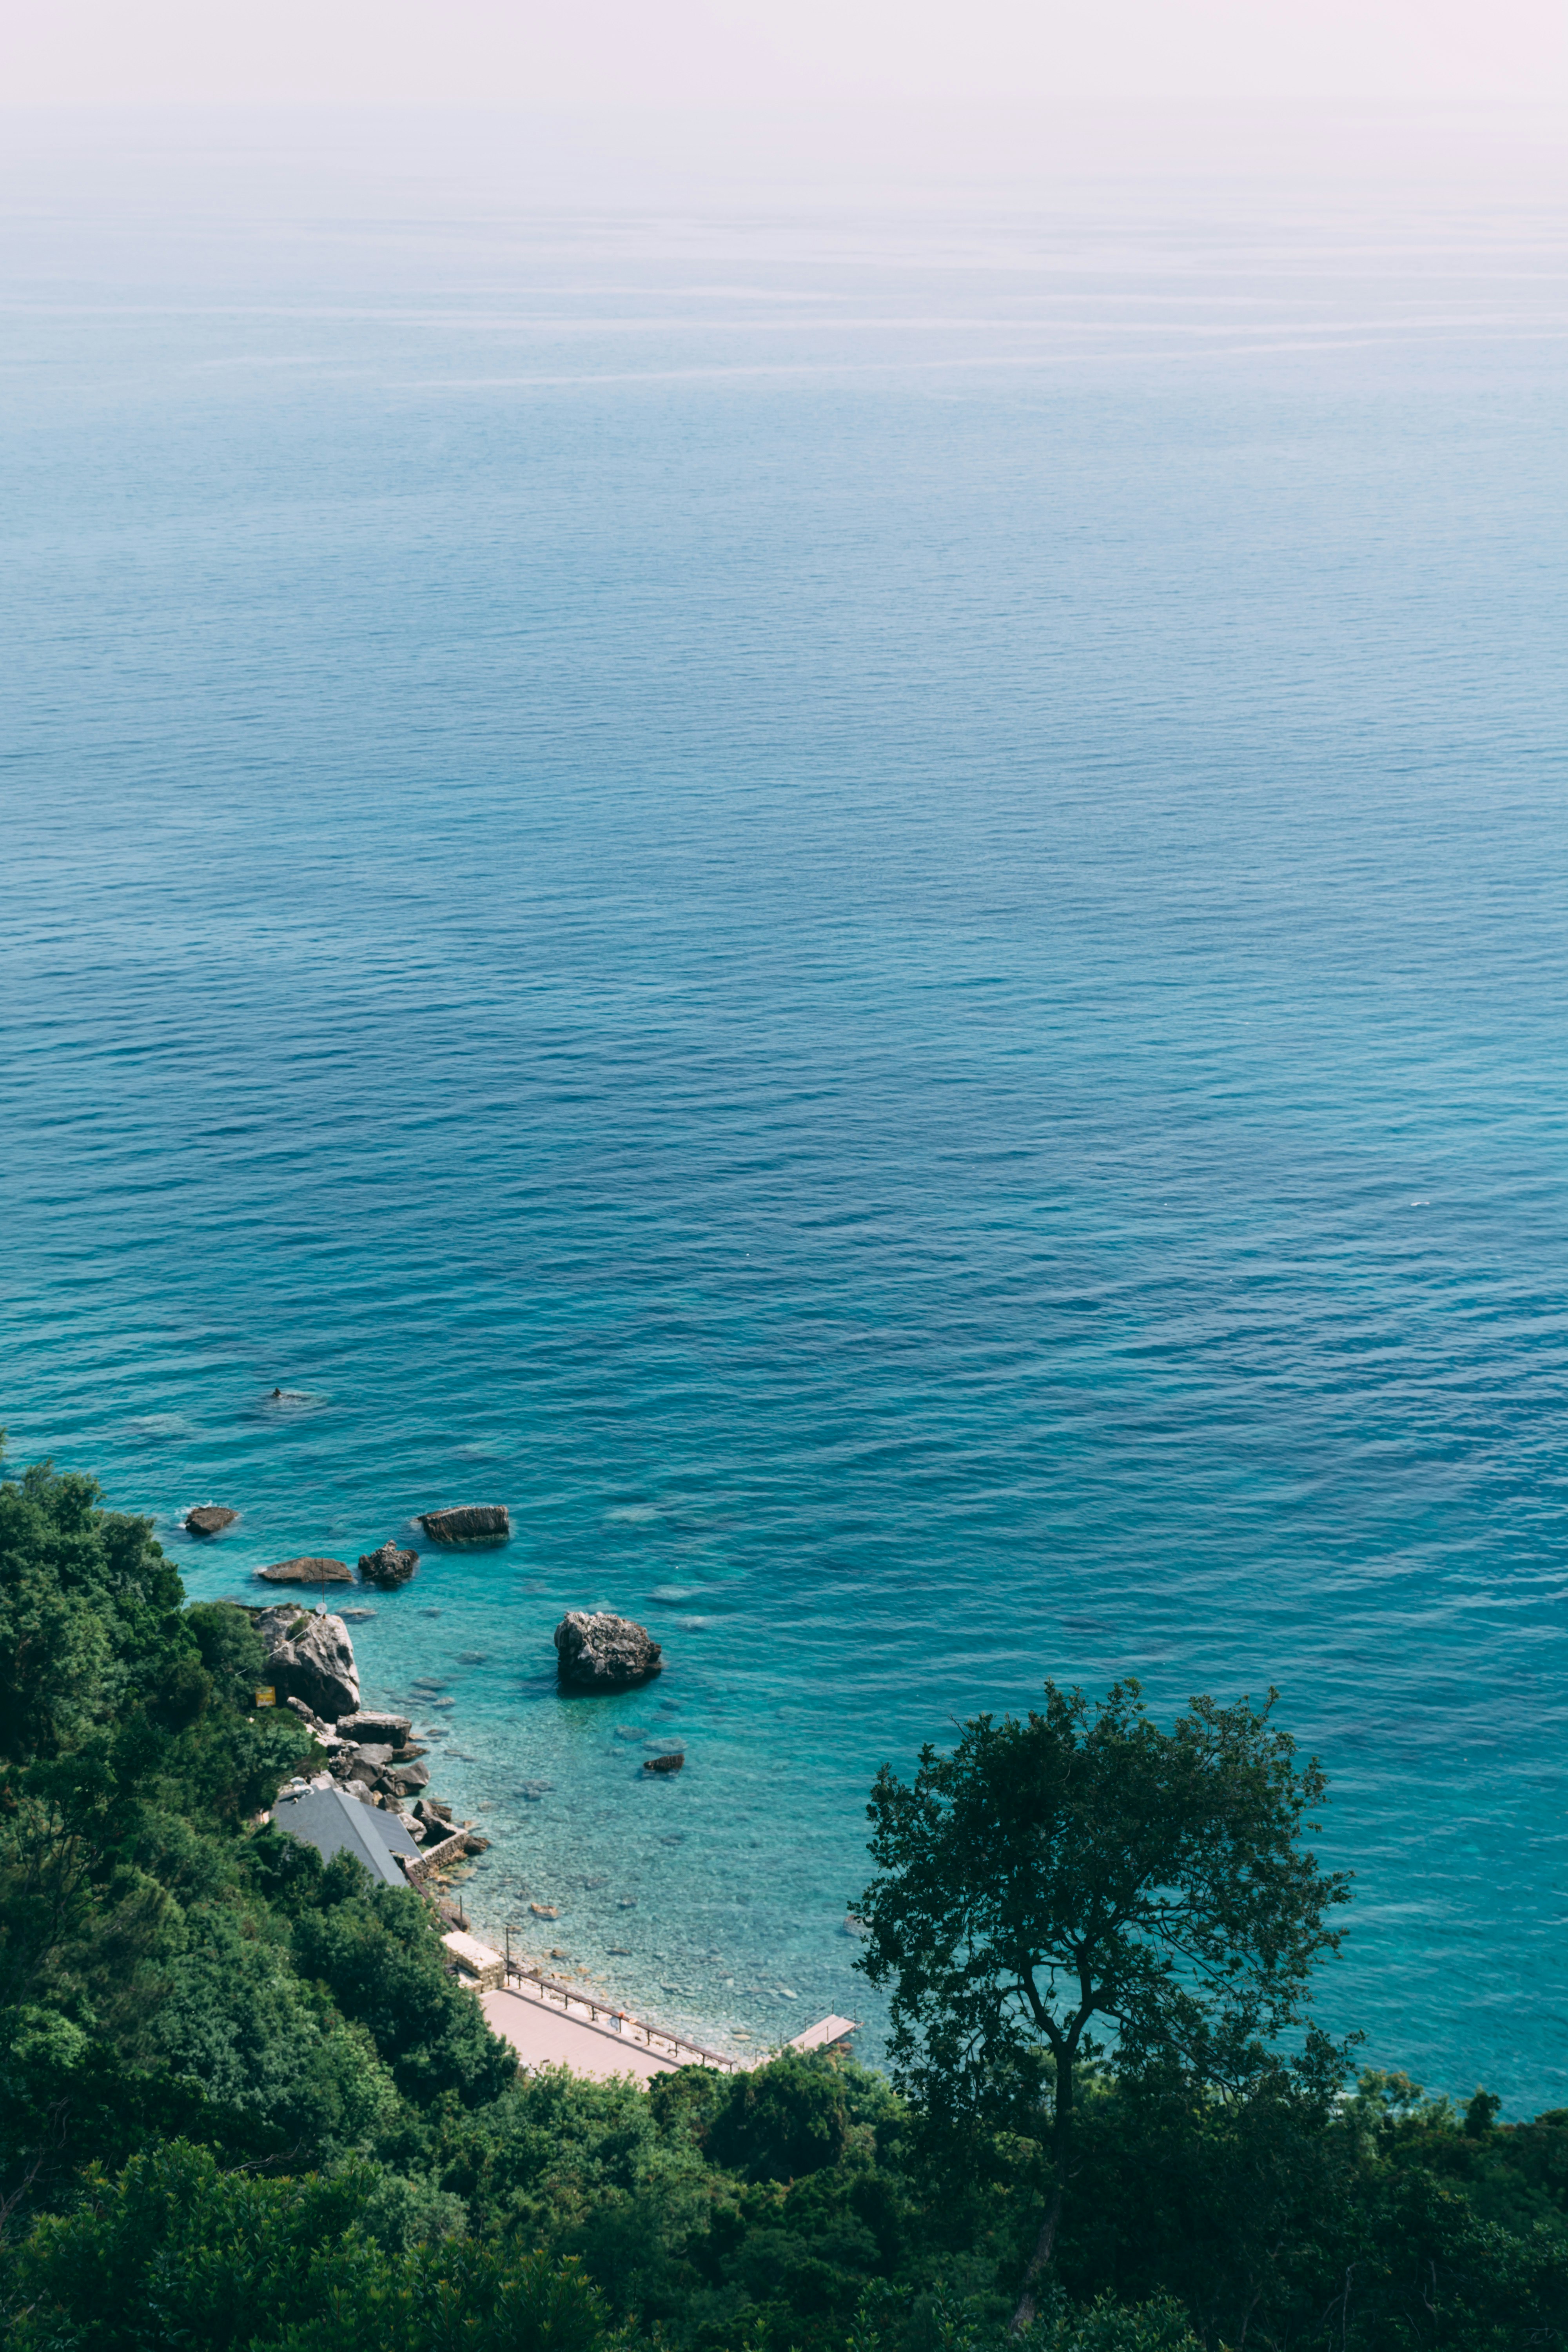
[1010,2044,1074,2334]
[1009,2181,1065,2335]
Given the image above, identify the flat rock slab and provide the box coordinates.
[338,1710,413,1744]
[257,1555,354,1584]
[418,1504,510,1547]
[555,1609,663,1691]
[185,1505,238,1536]
[359,1539,418,1586]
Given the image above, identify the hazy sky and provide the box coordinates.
[6,0,1566,109]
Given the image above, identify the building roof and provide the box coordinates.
[272,1781,421,1887]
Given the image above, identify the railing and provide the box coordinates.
[500,1964,745,2073]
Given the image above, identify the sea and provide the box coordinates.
[3,105,1566,2109]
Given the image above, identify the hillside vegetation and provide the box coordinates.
[2,1449,1565,2350]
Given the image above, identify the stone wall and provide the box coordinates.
[401,1826,472,1883]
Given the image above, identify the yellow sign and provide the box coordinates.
[255,1686,276,1707]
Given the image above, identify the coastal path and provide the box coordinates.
[480,1967,746,2082]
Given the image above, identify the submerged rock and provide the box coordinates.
[257,1605,361,1720]
[554,1610,663,1692]
[358,1539,418,1586]
[185,1505,238,1536]
[643,1751,685,1775]
[256,1555,353,1585]
[418,1504,510,1548]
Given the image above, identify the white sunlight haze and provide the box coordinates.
[5,0,1566,108]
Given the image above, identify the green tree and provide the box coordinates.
[0,1456,191,1766]
[291,1862,518,2109]
[186,1600,267,1710]
[1,2137,617,2352]
[707,2051,854,2183]
[855,1680,1350,2330]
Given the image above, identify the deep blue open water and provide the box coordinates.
[4,115,1567,2104]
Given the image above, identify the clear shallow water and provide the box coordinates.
[4,117,1568,2103]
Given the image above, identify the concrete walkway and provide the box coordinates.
[480,1981,719,2082]
[480,1975,855,2084]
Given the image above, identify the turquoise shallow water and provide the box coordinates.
[4,118,1568,2103]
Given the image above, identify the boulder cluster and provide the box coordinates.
[257,1614,487,1860]
[241,1506,512,1595]
[246,1588,668,1900]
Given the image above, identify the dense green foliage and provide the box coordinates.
[2,1447,1566,2350]
[857,1681,1353,2324]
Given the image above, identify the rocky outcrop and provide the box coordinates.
[418,1504,510,1548]
[257,1555,353,1585]
[257,1606,361,1720]
[554,1610,663,1691]
[359,1540,418,1586]
[337,1710,413,1746]
[643,1751,684,1775]
[185,1505,238,1536]
[283,1695,330,1737]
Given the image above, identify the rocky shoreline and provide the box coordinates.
[248,1605,490,1885]
[251,1594,673,1913]
[214,1498,684,1958]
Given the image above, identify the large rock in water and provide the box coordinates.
[554,1610,663,1691]
[257,1606,361,1720]
[359,1540,418,1586]
[336,1710,413,1746]
[418,1504,509,1548]
[257,1555,354,1585]
[185,1505,238,1536]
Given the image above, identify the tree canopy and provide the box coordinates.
[3,1446,1566,2351]
[855,1680,1352,2327]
